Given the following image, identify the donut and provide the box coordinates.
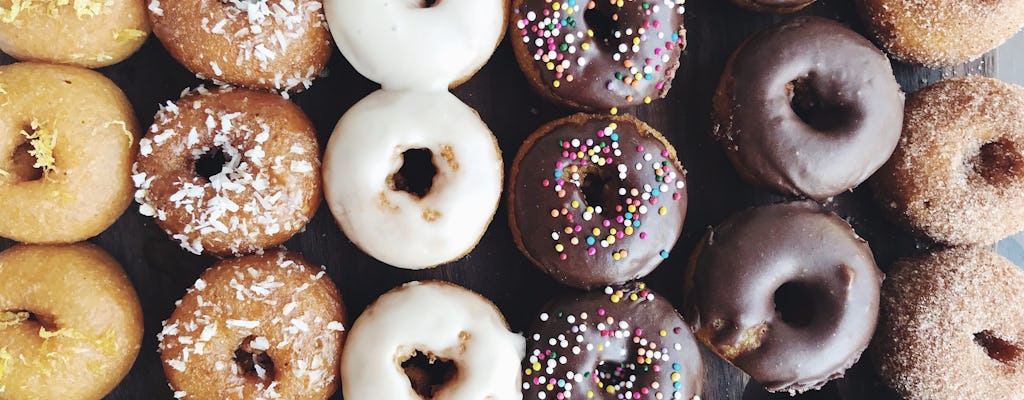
[712,16,904,201]
[159,251,346,400]
[728,0,815,13]
[873,247,1024,400]
[872,76,1024,246]
[523,282,704,400]
[324,0,507,90]
[132,86,321,256]
[323,90,502,269]
[0,0,150,67]
[858,0,1024,66]
[683,201,883,393]
[148,0,331,92]
[0,243,143,400]
[508,113,687,289]
[341,281,524,400]
[510,0,687,111]
[0,62,139,244]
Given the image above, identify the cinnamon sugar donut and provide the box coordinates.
[0,243,144,400]
[133,86,321,256]
[873,77,1024,245]
[873,247,1024,400]
[159,251,346,400]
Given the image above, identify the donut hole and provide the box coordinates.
[595,360,630,388]
[970,140,1023,186]
[8,141,44,182]
[1,310,57,331]
[401,350,457,398]
[195,149,230,181]
[773,282,820,328]
[565,164,615,214]
[233,335,276,382]
[585,3,621,49]
[974,330,1024,365]
[420,0,439,7]
[787,77,852,132]
[389,148,437,198]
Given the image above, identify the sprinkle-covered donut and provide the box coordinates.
[684,201,883,393]
[0,243,143,400]
[508,113,687,289]
[323,90,502,269]
[159,251,346,400]
[510,0,687,111]
[148,0,331,92]
[712,16,904,201]
[523,282,704,400]
[341,281,524,400]
[873,77,1024,246]
[873,247,1024,400]
[0,62,139,244]
[132,86,321,256]
[0,0,150,67]
[324,0,507,90]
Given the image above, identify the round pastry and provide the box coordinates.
[0,62,139,244]
[0,0,149,68]
[148,0,331,92]
[132,86,321,256]
[684,201,883,393]
[874,247,1024,400]
[159,251,346,400]
[858,0,1024,66]
[523,282,704,400]
[510,0,687,111]
[325,0,507,90]
[508,113,687,289]
[712,16,903,201]
[0,243,144,400]
[729,0,816,13]
[341,280,524,400]
[873,77,1024,246]
[323,90,502,269]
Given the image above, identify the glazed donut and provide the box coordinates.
[324,0,507,90]
[728,0,815,13]
[858,0,1024,66]
[511,0,687,111]
[523,282,704,400]
[323,90,502,269]
[508,113,687,289]
[0,0,149,67]
[0,243,143,400]
[159,251,346,400]
[684,201,883,393]
[148,0,331,91]
[712,16,903,201]
[0,62,139,244]
[133,86,321,256]
[873,247,1024,400]
[341,281,524,400]
[873,77,1024,246]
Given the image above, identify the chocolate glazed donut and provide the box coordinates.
[683,201,883,393]
[712,17,903,201]
[730,0,816,13]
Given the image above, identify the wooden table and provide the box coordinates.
[0,0,995,398]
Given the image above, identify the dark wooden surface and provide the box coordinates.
[0,0,995,398]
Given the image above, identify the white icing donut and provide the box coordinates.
[341,281,525,400]
[323,0,507,90]
[323,90,503,269]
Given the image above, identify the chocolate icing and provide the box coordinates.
[509,114,687,289]
[749,0,812,8]
[523,282,703,400]
[683,201,883,393]
[511,0,687,110]
[712,17,903,200]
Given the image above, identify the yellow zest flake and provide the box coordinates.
[20,119,57,178]
[0,311,28,329]
[113,28,146,41]
[48,0,108,18]
[94,329,118,354]
[0,0,29,23]
[0,169,8,180]
[0,347,11,381]
[38,326,83,340]
[0,83,8,106]
[103,120,134,147]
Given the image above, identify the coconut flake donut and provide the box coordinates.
[159,251,346,400]
[148,0,331,91]
[0,0,150,67]
[0,62,139,244]
[133,86,321,256]
[341,281,524,400]
[873,77,1024,246]
[873,247,1024,400]
[323,90,502,269]
[0,243,144,400]
[324,0,507,90]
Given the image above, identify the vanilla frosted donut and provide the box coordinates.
[324,0,507,90]
[323,90,502,269]
[341,281,524,400]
